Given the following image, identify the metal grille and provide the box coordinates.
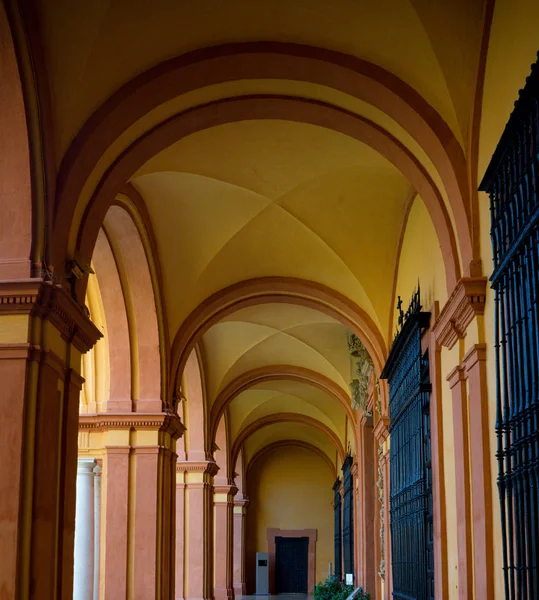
[381,290,433,600]
[334,478,343,581]
[342,455,354,577]
[480,52,539,600]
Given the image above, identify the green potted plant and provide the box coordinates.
[313,576,370,600]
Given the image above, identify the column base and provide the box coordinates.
[214,587,234,600]
[233,584,246,596]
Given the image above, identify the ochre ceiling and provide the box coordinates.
[44,0,494,475]
[36,0,484,162]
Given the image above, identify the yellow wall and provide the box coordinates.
[245,445,334,592]
[394,195,448,333]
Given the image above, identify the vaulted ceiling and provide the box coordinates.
[35,0,492,476]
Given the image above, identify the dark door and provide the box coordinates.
[275,536,308,594]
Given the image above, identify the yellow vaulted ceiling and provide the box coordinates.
[35,0,484,162]
[30,0,487,474]
[134,120,410,337]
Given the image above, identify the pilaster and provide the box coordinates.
[176,460,219,600]
[0,279,101,600]
[232,498,249,596]
[214,484,238,600]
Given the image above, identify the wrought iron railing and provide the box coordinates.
[479,52,539,600]
[381,289,433,600]
[334,478,343,581]
[342,454,355,577]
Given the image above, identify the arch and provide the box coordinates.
[72,96,460,305]
[245,440,336,480]
[85,197,165,412]
[209,365,356,451]
[180,347,208,461]
[230,412,345,479]
[53,42,471,275]
[0,3,33,279]
[170,277,386,410]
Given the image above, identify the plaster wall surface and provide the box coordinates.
[245,445,333,594]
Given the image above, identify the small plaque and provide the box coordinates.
[258,559,267,567]
[345,574,354,586]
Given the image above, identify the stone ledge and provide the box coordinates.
[176,460,219,476]
[79,412,185,439]
[432,277,487,349]
[0,279,102,353]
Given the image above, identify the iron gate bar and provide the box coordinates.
[479,51,539,600]
[381,288,433,600]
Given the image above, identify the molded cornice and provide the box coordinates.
[374,416,390,444]
[79,412,185,439]
[432,277,487,349]
[0,279,102,352]
[176,460,219,476]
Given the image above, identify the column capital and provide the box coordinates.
[234,497,249,510]
[432,277,487,349]
[79,412,186,440]
[214,484,238,500]
[373,416,390,443]
[77,457,97,474]
[176,459,219,476]
[447,364,466,389]
[0,279,102,352]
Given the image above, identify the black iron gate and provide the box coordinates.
[479,53,539,599]
[381,289,434,600]
[342,454,354,578]
[333,478,343,581]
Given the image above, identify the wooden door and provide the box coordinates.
[275,536,309,594]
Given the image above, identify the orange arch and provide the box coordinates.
[230,412,345,479]
[169,276,387,407]
[72,95,460,304]
[246,440,337,480]
[0,4,33,279]
[54,42,471,275]
[209,365,356,452]
[89,194,166,411]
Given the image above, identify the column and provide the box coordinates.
[233,498,249,595]
[447,366,473,599]
[74,459,97,600]
[214,485,238,600]
[103,446,129,600]
[463,344,494,599]
[0,281,101,599]
[177,460,219,600]
[93,463,102,600]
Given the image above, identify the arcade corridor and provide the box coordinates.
[1,1,539,599]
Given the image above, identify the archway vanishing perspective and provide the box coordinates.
[1,2,539,600]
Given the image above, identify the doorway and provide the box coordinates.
[275,536,309,594]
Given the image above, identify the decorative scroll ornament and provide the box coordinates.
[347,333,374,414]
[377,443,385,580]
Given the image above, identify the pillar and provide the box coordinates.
[356,415,376,592]
[93,463,102,600]
[74,458,97,600]
[447,365,473,599]
[103,446,129,599]
[233,498,249,595]
[176,460,219,600]
[463,344,493,599]
[0,280,101,599]
[79,413,185,600]
[214,484,238,600]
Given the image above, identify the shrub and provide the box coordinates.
[313,576,370,600]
